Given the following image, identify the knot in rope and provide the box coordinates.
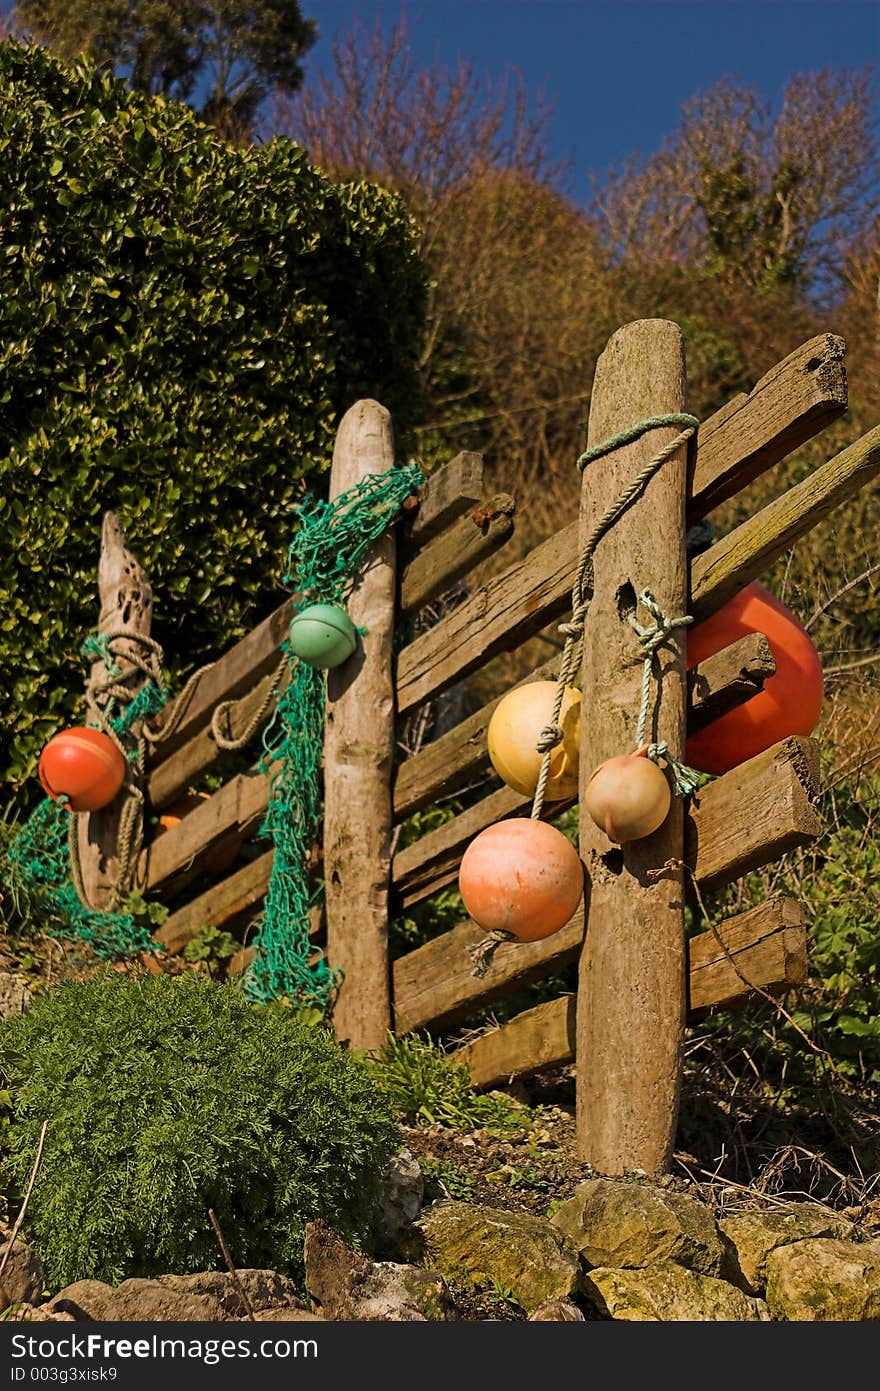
[645,740,705,799]
[536,722,563,754]
[626,588,694,661]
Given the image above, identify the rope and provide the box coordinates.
[210,655,288,751]
[623,588,704,797]
[470,411,700,979]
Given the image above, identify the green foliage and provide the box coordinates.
[419,1156,478,1203]
[15,0,317,135]
[182,923,240,976]
[0,974,398,1288]
[0,40,425,801]
[369,1032,534,1135]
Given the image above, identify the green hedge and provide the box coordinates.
[0,41,425,796]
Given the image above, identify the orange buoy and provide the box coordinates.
[686,581,824,776]
[458,818,584,941]
[584,746,671,843]
[488,681,581,798]
[39,726,126,812]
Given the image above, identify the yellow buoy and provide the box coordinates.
[487,681,581,799]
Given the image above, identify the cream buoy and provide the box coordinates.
[459,817,584,941]
[488,681,581,798]
[584,746,671,844]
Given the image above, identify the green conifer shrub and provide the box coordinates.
[0,974,398,1288]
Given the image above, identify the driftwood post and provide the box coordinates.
[324,400,397,1049]
[77,512,153,910]
[577,319,689,1173]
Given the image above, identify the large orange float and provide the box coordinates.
[685,581,824,776]
[39,726,126,812]
[459,818,584,941]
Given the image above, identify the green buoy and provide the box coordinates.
[288,603,358,669]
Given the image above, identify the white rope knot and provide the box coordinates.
[558,616,584,639]
[627,588,693,658]
[536,722,563,754]
[647,740,704,799]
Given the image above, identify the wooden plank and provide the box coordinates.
[688,632,775,735]
[154,850,275,953]
[403,451,484,547]
[396,519,578,716]
[393,634,775,822]
[393,658,558,820]
[456,898,806,1088]
[142,762,273,894]
[77,513,153,911]
[393,733,820,909]
[324,400,397,1050]
[688,334,847,518]
[576,317,689,1175]
[148,664,290,812]
[148,596,297,765]
[392,737,820,1035]
[399,494,516,616]
[692,425,880,622]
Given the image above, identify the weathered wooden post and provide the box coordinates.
[77,512,153,909]
[324,400,398,1049]
[577,320,690,1173]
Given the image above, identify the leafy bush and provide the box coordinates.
[0,40,426,796]
[369,1032,534,1135]
[0,975,398,1288]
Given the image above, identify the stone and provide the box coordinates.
[551,1179,725,1275]
[720,1204,855,1294]
[0,973,33,1019]
[529,1298,585,1321]
[375,1147,424,1251]
[49,1278,226,1322]
[156,1270,305,1318]
[6,1304,75,1322]
[0,1226,44,1311]
[304,1220,454,1321]
[765,1238,880,1321]
[253,1308,324,1321]
[413,1201,581,1314]
[584,1263,771,1321]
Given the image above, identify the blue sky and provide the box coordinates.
[302,1,879,202]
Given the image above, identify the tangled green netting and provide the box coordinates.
[243,461,422,1006]
[5,463,420,999]
[6,656,168,958]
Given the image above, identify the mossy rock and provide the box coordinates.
[584,1263,770,1321]
[720,1204,855,1295]
[765,1238,880,1321]
[414,1201,581,1314]
[551,1179,725,1275]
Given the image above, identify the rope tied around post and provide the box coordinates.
[623,588,704,798]
[469,411,699,979]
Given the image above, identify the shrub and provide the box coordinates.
[0,974,398,1288]
[0,40,426,797]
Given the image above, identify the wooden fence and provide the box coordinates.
[81,318,880,1175]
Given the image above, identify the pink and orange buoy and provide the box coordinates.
[459,817,584,941]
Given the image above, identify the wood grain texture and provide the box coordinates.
[323,400,397,1049]
[148,663,290,811]
[688,632,775,734]
[77,513,153,910]
[399,494,516,616]
[395,518,578,716]
[457,898,806,1088]
[154,850,275,953]
[142,762,273,894]
[688,334,847,518]
[692,425,880,622]
[147,596,296,765]
[402,451,484,546]
[575,318,689,1174]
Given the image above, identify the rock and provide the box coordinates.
[253,1308,325,1321]
[765,1238,880,1320]
[375,1147,424,1251]
[529,1298,585,1321]
[720,1204,855,1294]
[414,1201,581,1314]
[49,1278,226,1322]
[0,973,33,1019]
[304,1220,454,1321]
[156,1271,305,1318]
[0,1226,44,1311]
[6,1304,75,1322]
[584,1263,770,1321]
[551,1179,724,1275]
